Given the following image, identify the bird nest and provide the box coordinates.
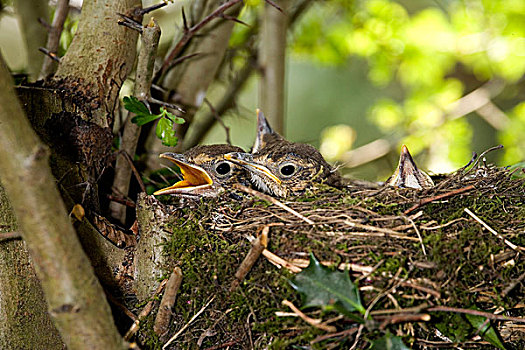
[140,163,525,349]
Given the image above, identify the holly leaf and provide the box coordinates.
[370,333,410,350]
[123,96,150,116]
[156,117,178,147]
[289,253,365,316]
[465,314,506,350]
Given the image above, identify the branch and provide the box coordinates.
[110,19,160,223]
[259,0,290,134]
[0,54,124,349]
[39,0,70,79]
[159,0,244,78]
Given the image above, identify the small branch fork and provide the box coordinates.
[159,0,244,77]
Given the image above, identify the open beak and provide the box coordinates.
[224,152,282,185]
[154,153,213,195]
[386,145,434,190]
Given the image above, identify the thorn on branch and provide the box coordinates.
[148,97,186,113]
[165,52,202,72]
[181,7,189,32]
[38,48,60,62]
[219,14,250,27]
[37,17,52,31]
[264,0,284,13]
[138,2,168,16]
[117,13,144,33]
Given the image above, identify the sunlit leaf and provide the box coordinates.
[156,117,178,147]
[160,107,185,124]
[289,253,365,316]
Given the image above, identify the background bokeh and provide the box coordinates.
[1,0,524,180]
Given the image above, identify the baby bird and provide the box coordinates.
[154,144,248,197]
[386,145,434,190]
[225,110,342,197]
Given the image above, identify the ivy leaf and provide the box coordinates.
[370,333,410,350]
[465,314,506,350]
[289,252,365,316]
[123,96,150,116]
[156,117,178,147]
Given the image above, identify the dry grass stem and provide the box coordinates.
[281,299,337,333]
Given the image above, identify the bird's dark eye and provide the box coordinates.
[215,162,232,176]
[279,163,296,177]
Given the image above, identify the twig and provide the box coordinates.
[149,96,185,113]
[406,216,426,256]
[311,327,359,344]
[39,0,69,78]
[233,184,314,225]
[462,145,504,176]
[110,19,159,222]
[202,340,240,350]
[124,279,168,341]
[204,98,232,145]
[378,313,431,330]
[107,194,136,208]
[281,300,336,332]
[38,48,60,62]
[154,267,183,336]
[404,185,475,215]
[426,305,525,323]
[104,290,137,321]
[0,231,22,242]
[262,249,302,273]
[290,258,373,275]
[159,0,243,77]
[163,296,216,349]
[464,208,524,252]
[230,226,268,291]
[501,271,525,297]
[139,2,168,15]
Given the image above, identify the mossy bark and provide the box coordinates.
[133,193,176,301]
[0,184,64,349]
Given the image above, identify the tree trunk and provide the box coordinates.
[259,0,290,135]
[0,54,124,350]
[0,184,64,350]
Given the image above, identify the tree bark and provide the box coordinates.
[53,0,141,128]
[0,54,125,350]
[259,0,291,135]
[110,20,161,224]
[0,183,64,350]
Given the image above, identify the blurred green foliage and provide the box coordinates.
[289,0,525,170]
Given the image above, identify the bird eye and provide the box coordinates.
[215,161,232,176]
[279,163,296,177]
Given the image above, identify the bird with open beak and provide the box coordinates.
[225,110,343,197]
[154,144,249,198]
[386,145,434,190]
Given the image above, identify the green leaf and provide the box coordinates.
[123,96,150,116]
[289,253,365,316]
[156,117,178,147]
[160,107,185,124]
[131,113,161,126]
[370,333,410,350]
[465,314,506,350]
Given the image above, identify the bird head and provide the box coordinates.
[386,145,434,190]
[154,144,247,197]
[251,109,284,153]
[226,140,341,197]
